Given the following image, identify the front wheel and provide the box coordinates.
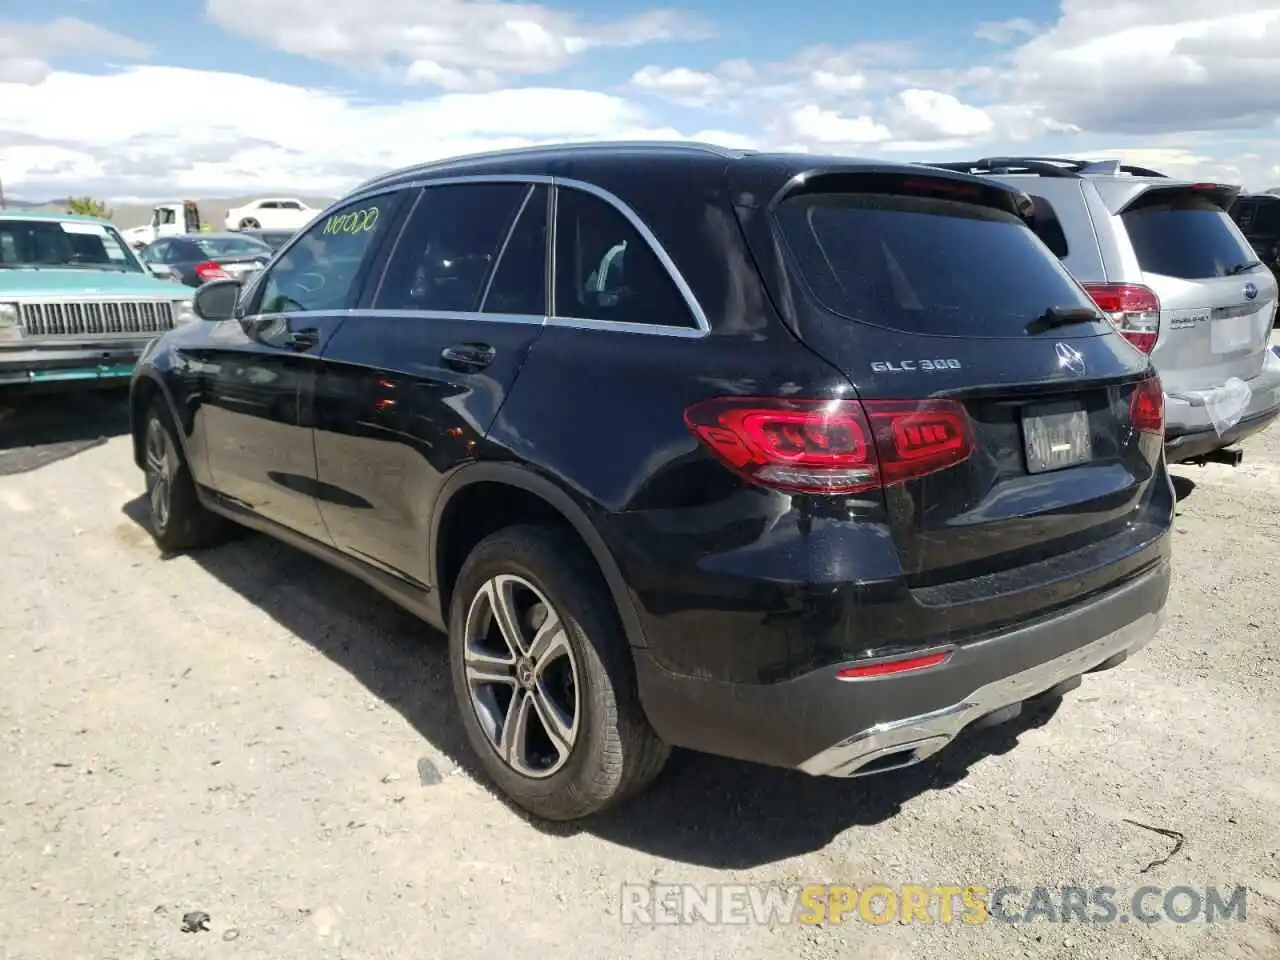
[238,217,260,230]
[143,402,231,552]
[448,525,669,821]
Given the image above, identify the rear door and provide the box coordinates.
[736,170,1164,610]
[311,180,549,586]
[1108,183,1278,395]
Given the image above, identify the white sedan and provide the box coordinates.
[224,198,316,232]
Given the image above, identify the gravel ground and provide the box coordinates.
[0,383,1278,960]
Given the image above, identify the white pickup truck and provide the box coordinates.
[119,201,202,250]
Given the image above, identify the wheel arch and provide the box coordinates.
[129,366,198,471]
[430,462,649,653]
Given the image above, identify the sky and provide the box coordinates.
[1,0,1278,200]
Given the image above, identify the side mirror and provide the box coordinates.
[193,278,244,322]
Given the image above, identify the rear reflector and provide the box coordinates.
[1129,375,1164,434]
[683,396,974,496]
[1082,282,1160,354]
[836,650,950,679]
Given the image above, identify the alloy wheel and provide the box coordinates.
[144,418,175,531]
[462,574,581,779]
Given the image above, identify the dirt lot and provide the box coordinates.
[1,386,1278,960]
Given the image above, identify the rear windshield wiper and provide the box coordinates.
[1225,260,1263,276]
[1028,305,1101,332]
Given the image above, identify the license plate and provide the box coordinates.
[1022,401,1092,474]
[1210,314,1253,353]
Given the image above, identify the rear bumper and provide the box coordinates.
[1165,405,1280,462]
[1164,358,1280,460]
[634,556,1170,775]
[0,340,152,387]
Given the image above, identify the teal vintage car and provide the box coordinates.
[0,211,196,389]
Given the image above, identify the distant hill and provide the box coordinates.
[3,196,337,229]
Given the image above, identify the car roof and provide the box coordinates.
[159,232,264,241]
[346,140,1020,210]
[0,210,112,225]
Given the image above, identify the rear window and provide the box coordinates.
[775,192,1101,338]
[196,236,272,257]
[1121,194,1256,280]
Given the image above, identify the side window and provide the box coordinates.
[553,187,696,328]
[258,201,278,210]
[144,241,168,262]
[1028,195,1069,258]
[1254,202,1280,234]
[158,208,176,225]
[279,201,302,210]
[373,182,529,312]
[1235,201,1256,230]
[481,185,548,316]
[257,194,397,315]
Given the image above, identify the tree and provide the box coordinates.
[66,196,113,219]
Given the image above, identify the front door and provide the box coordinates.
[312,180,550,585]
[197,190,405,542]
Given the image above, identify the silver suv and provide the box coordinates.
[925,157,1280,466]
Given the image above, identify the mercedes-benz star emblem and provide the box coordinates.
[1244,282,1258,301]
[1055,342,1086,375]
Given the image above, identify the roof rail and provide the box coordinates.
[920,155,1169,180]
[918,158,1081,178]
[350,140,743,195]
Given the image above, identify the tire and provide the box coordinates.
[142,399,231,553]
[238,217,260,230]
[448,524,670,821]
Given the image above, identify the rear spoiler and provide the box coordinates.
[764,165,1033,220]
[1093,179,1241,216]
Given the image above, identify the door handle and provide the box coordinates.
[283,329,320,351]
[441,342,496,372]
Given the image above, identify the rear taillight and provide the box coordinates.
[194,260,231,282]
[683,396,974,495]
[1129,376,1164,434]
[1082,283,1160,354]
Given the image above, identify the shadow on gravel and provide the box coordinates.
[122,494,1065,869]
[0,387,130,476]
[1170,474,1197,504]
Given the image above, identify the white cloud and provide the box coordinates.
[204,0,710,89]
[4,5,1280,198]
[787,105,892,146]
[0,17,149,83]
[974,18,1038,44]
[999,0,1280,134]
[0,65,754,198]
[889,89,993,140]
[631,65,723,106]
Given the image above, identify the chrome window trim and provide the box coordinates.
[339,173,710,337]
[479,183,537,313]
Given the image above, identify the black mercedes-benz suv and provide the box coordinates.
[129,142,1174,821]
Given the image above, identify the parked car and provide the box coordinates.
[0,211,194,390]
[923,157,1280,466]
[1228,192,1280,277]
[239,227,296,251]
[129,142,1173,821]
[224,198,316,232]
[138,233,274,288]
